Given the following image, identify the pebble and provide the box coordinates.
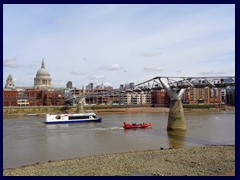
[3,145,235,176]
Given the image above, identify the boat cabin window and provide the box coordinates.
[69,115,90,120]
[67,114,97,120]
[89,115,97,119]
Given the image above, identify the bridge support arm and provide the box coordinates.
[159,78,186,131]
[159,78,186,100]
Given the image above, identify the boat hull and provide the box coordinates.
[44,117,102,124]
[123,122,152,129]
[124,125,152,129]
[25,113,39,116]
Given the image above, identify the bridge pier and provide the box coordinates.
[167,129,186,148]
[75,97,86,113]
[76,102,84,113]
[160,78,187,131]
[167,99,186,131]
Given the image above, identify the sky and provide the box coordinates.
[3,4,235,89]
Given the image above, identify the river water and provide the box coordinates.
[3,110,235,169]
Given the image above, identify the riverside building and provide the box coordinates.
[3,59,65,106]
[3,60,234,106]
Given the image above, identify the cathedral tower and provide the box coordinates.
[4,74,15,89]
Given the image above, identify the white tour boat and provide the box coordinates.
[44,112,102,124]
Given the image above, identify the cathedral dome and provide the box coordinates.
[34,59,52,88]
[36,67,51,79]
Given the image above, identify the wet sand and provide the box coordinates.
[3,145,235,176]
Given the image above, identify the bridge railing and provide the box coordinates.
[134,76,235,90]
[63,76,235,103]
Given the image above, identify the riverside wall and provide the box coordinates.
[3,104,234,116]
[3,106,75,115]
[3,105,153,115]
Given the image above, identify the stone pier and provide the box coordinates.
[76,102,84,113]
[160,78,187,131]
[76,97,86,113]
[167,99,186,131]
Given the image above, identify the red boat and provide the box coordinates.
[123,122,152,129]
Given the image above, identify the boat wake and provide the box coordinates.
[34,122,46,126]
[91,127,124,131]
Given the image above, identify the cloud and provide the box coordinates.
[70,69,86,76]
[26,72,35,75]
[3,58,20,68]
[103,82,112,87]
[13,78,33,86]
[54,17,67,25]
[87,75,106,87]
[26,64,37,68]
[88,74,105,80]
[53,80,67,87]
[83,57,88,62]
[198,71,227,76]
[143,66,165,71]
[139,51,162,58]
[4,58,36,69]
[3,4,234,88]
[95,82,113,87]
[176,69,184,73]
[99,64,123,71]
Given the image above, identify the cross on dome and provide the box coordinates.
[41,58,45,68]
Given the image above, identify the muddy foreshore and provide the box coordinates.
[3,145,235,176]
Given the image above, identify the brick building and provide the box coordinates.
[3,89,65,106]
[151,90,170,107]
[3,90,18,106]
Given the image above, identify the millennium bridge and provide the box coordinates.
[65,76,235,131]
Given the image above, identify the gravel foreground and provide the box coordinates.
[3,145,235,176]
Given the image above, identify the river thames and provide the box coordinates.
[3,110,235,169]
